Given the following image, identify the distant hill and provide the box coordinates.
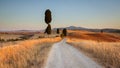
[53,26,87,30]
[53,26,120,33]
[0,26,119,33]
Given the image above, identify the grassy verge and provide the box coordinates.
[0,37,61,68]
[67,38,120,68]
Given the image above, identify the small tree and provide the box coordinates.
[101,30,103,33]
[57,28,60,34]
[44,9,52,35]
[62,28,67,36]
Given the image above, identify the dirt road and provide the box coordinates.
[45,39,102,68]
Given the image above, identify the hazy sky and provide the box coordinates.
[0,0,120,30]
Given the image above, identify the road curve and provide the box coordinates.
[45,39,102,68]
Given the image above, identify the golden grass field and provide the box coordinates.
[0,30,120,68]
[0,37,61,68]
[67,30,120,68]
[68,30,120,42]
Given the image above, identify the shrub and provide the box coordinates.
[62,28,67,36]
[57,28,60,34]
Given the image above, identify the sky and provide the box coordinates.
[0,0,120,30]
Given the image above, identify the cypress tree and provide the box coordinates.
[44,9,52,34]
[63,28,67,36]
[57,28,60,34]
[47,24,51,34]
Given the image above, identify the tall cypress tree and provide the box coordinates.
[44,9,52,35]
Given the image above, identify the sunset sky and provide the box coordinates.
[0,0,120,30]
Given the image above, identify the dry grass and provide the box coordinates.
[0,37,61,68]
[67,38,120,68]
[0,34,23,41]
[68,30,120,42]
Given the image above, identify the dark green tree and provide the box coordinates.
[100,30,103,33]
[47,24,51,34]
[62,28,67,36]
[57,28,60,34]
[44,24,51,34]
[45,9,52,24]
[44,9,52,34]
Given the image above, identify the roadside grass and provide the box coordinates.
[0,37,61,68]
[67,38,120,68]
[68,30,120,42]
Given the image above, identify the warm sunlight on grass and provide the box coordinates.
[68,30,120,42]
[0,37,61,68]
[67,38,120,68]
